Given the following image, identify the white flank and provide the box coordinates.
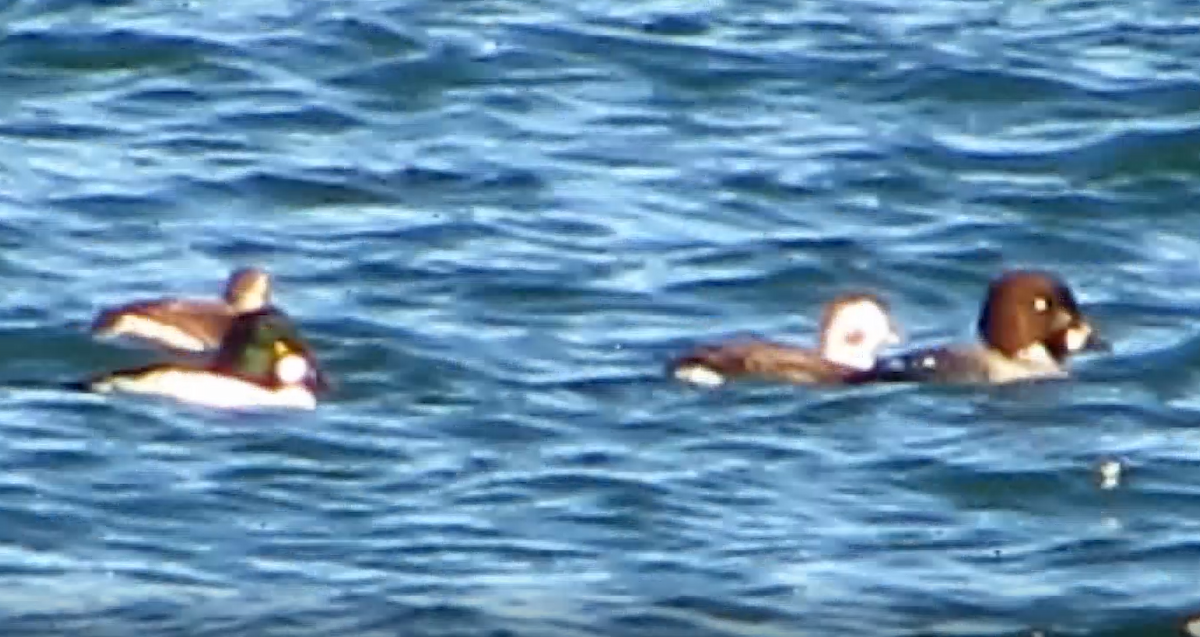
[673,365,726,387]
[93,370,316,410]
[103,315,210,352]
[1015,342,1059,367]
[985,344,1068,384]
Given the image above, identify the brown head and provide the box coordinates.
[976,270,1109,363]
[225,267,271,314]
[817,292,902,370]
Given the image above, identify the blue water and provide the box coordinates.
[2,0,1200,634]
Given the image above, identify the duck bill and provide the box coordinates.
[1065,321,1110,353]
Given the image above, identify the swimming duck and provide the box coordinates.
[83,308,328,410]
[91,267,272,353]
[669,292,902,386]
[848,269,1109,384]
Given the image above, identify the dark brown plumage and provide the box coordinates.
[91,267,272,353]
[669,292,900,387]
[847,269,1108,385]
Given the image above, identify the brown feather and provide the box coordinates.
[92,299,237,351]
[91,268,272,353]
[671,339,852,385]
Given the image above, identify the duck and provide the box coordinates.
[669,292,903,386]
[81,308,329,410]
[91,267,272,353]
[847,269,1109,384]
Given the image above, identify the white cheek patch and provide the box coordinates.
[274,354,310,385]
[103,315,210,352]
[1065,325,1091,352]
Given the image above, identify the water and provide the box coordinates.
[1,0,1199,634]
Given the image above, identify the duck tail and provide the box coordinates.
[3,378,92,392]
[666,348,734,387]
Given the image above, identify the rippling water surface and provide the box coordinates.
[3,0,1200,635]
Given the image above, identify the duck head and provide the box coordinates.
[225,267,272,314]
[818,292,902,371]
[215,309,330,394]
[977,269,1109,365]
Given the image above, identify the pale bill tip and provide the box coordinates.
[1066,324,1091,352]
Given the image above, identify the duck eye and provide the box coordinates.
[1033,297,1049,313]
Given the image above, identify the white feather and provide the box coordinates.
[821,299,901,370]
[275,354,309,385]
[101,315,210,352]
[673,365,726,387]
[93,369,316,410]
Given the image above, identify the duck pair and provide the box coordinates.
[670,269,1109,387]
[84,268,328,410]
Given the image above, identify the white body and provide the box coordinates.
[980,343,1069,384]
[674,365,727,387]
[93,369,317,411]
